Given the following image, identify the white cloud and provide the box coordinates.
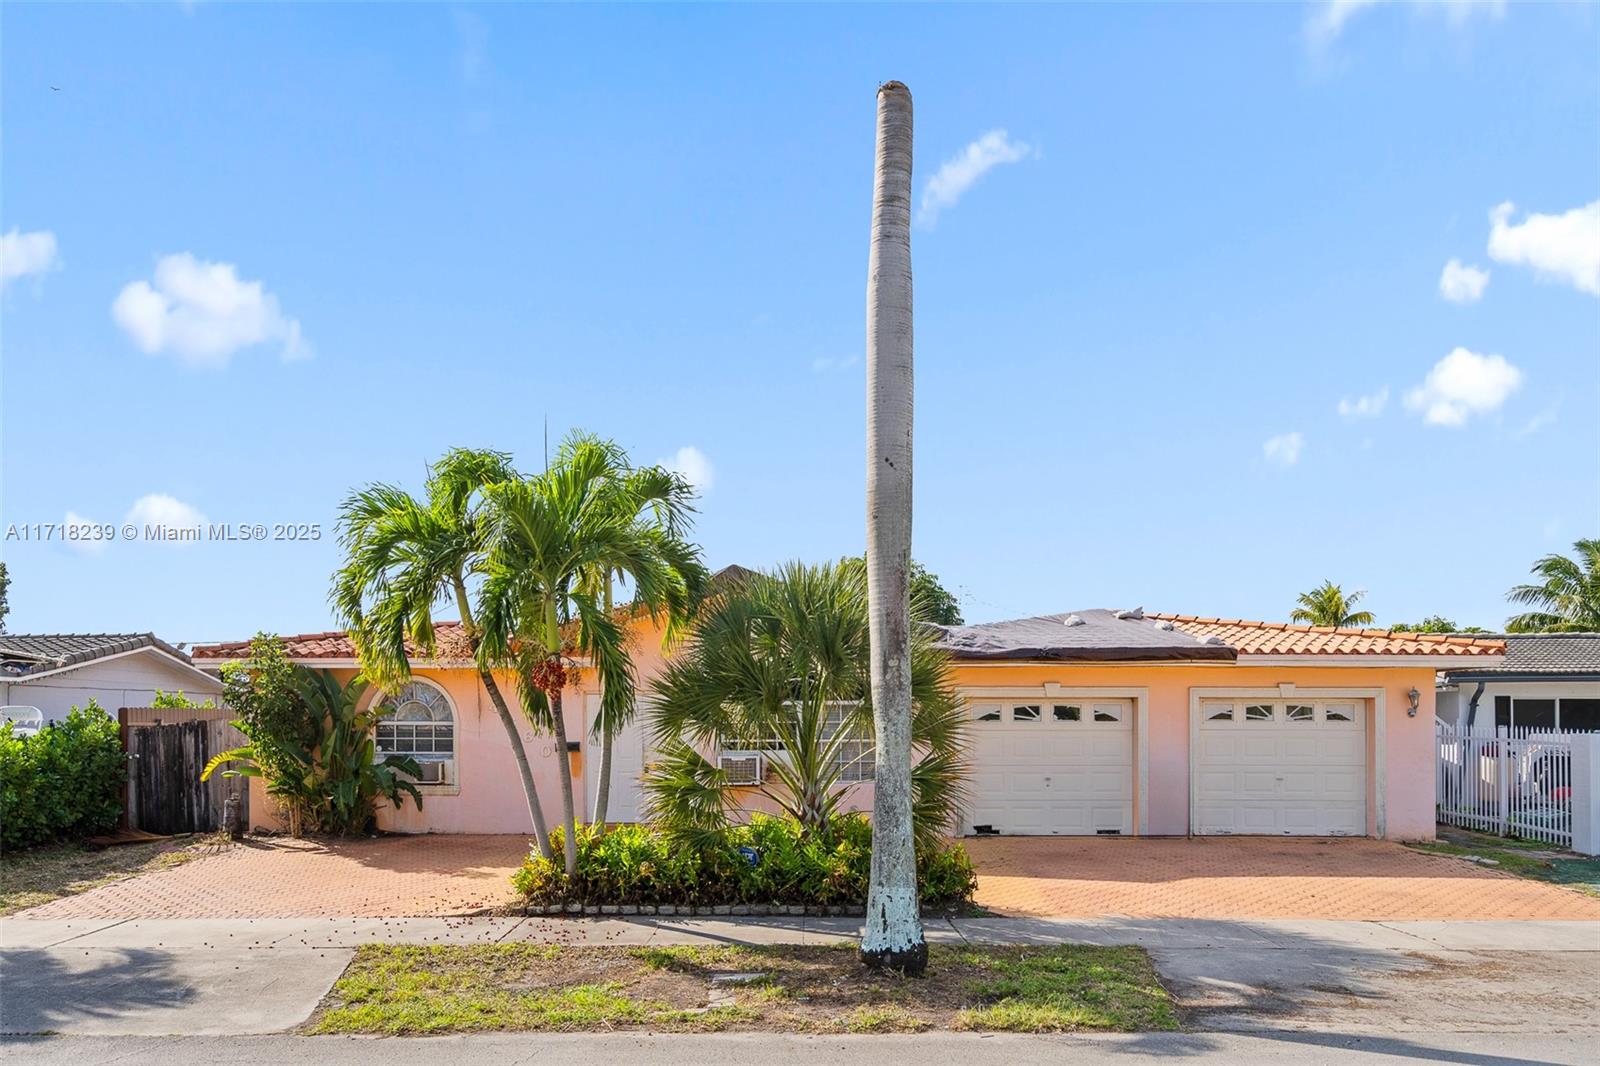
[1438,258,1489,303]
[1305,0,1383,47]
[1512,407,1557,439]
[1263,432,1305,468]
[112,253,311,368]
[918,130,1032,227]
[1487,200,1600,296]
[664,446,714,494]
[63,511,107,556]
[1,228,61,287]
[1404,347,1522,427]
[811,354,860,373]
[125,494,208,543]
[1337,386,1390,419]
[1305,0,1507,49]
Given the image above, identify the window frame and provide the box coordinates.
[723,700,875,783]
[373,678,458,790]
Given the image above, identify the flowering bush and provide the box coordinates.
[511,813,977,909]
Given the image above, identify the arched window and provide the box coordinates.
[374,680,456,785]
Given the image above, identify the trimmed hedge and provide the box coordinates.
[0,702,127,851]
[512,813,977,909]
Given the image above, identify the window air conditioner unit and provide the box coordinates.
[412,760,451,785]
[717,751,764,786]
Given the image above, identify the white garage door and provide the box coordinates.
[1194,699,1366,836]
[965,698,1134,835]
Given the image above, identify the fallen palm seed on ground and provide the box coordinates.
[306,942,1179,1034]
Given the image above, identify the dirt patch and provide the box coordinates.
[0,835,218,916]
[305,942,1179,1034]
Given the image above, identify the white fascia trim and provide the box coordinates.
[1187,686,1387,838]
[953,659,1236,669]
[11,646,224,690]
[1238,654,1504,668]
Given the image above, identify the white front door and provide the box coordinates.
[964,698,1135,835]
[1193,699,1367,836]
[586,695,647,824]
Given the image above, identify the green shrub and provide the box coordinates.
[511,813,975,909]
[0,701,127,851]
[203,667,423,837]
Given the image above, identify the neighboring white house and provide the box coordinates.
[1436,633,1600,734]
[0,633,223,724]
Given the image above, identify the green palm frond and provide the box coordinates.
[642,561,967,841]
[1290,581,1375,628]
[1506,539,1600,632]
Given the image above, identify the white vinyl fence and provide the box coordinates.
[1436,724,1600,854]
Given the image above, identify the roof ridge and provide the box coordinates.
[1146,611,1504,653]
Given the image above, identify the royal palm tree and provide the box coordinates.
[331,448,556,860]
[861,79,924,975]
[1506,539,1600,632]
[1290,581,1375,628]
[643,561,966,846]
[477,434,706,876]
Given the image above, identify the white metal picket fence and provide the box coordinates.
[1436,724,1574,847]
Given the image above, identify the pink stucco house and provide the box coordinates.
[192,607,1503,841]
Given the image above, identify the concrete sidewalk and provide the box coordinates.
[3,915,1596,1037]
[4,913,1597,950]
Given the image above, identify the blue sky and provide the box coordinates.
[2,2,1597,643]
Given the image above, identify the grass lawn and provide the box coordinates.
[1409,827,1600,897]
[0,837,210,916]
[308,942,1179,1035]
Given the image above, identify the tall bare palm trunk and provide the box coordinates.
[549,683,580,876]
[593,726,614,828]
[480,668,554,861]
[860,80,925,975]
[454,578,554,860]
[592,581,615,829]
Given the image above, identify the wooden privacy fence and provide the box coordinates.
[119,708,248,835]
[1435,724,1575,848]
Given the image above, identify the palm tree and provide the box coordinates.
[861,79,924,976]
[477,433,706,876]
[331,448,556,860]
[1506,539,1600,632]
[1290,581,1375,628]
[643,561,966,846]
[576,438,707,828]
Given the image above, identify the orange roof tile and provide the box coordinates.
[192,622,474,663]
[1148,614,1505,657]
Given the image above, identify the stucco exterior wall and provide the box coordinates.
[947,660,1439,840]
[243,617,1441,842]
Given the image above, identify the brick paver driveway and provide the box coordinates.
[967,836,1600,920]
[16,835,531,919]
